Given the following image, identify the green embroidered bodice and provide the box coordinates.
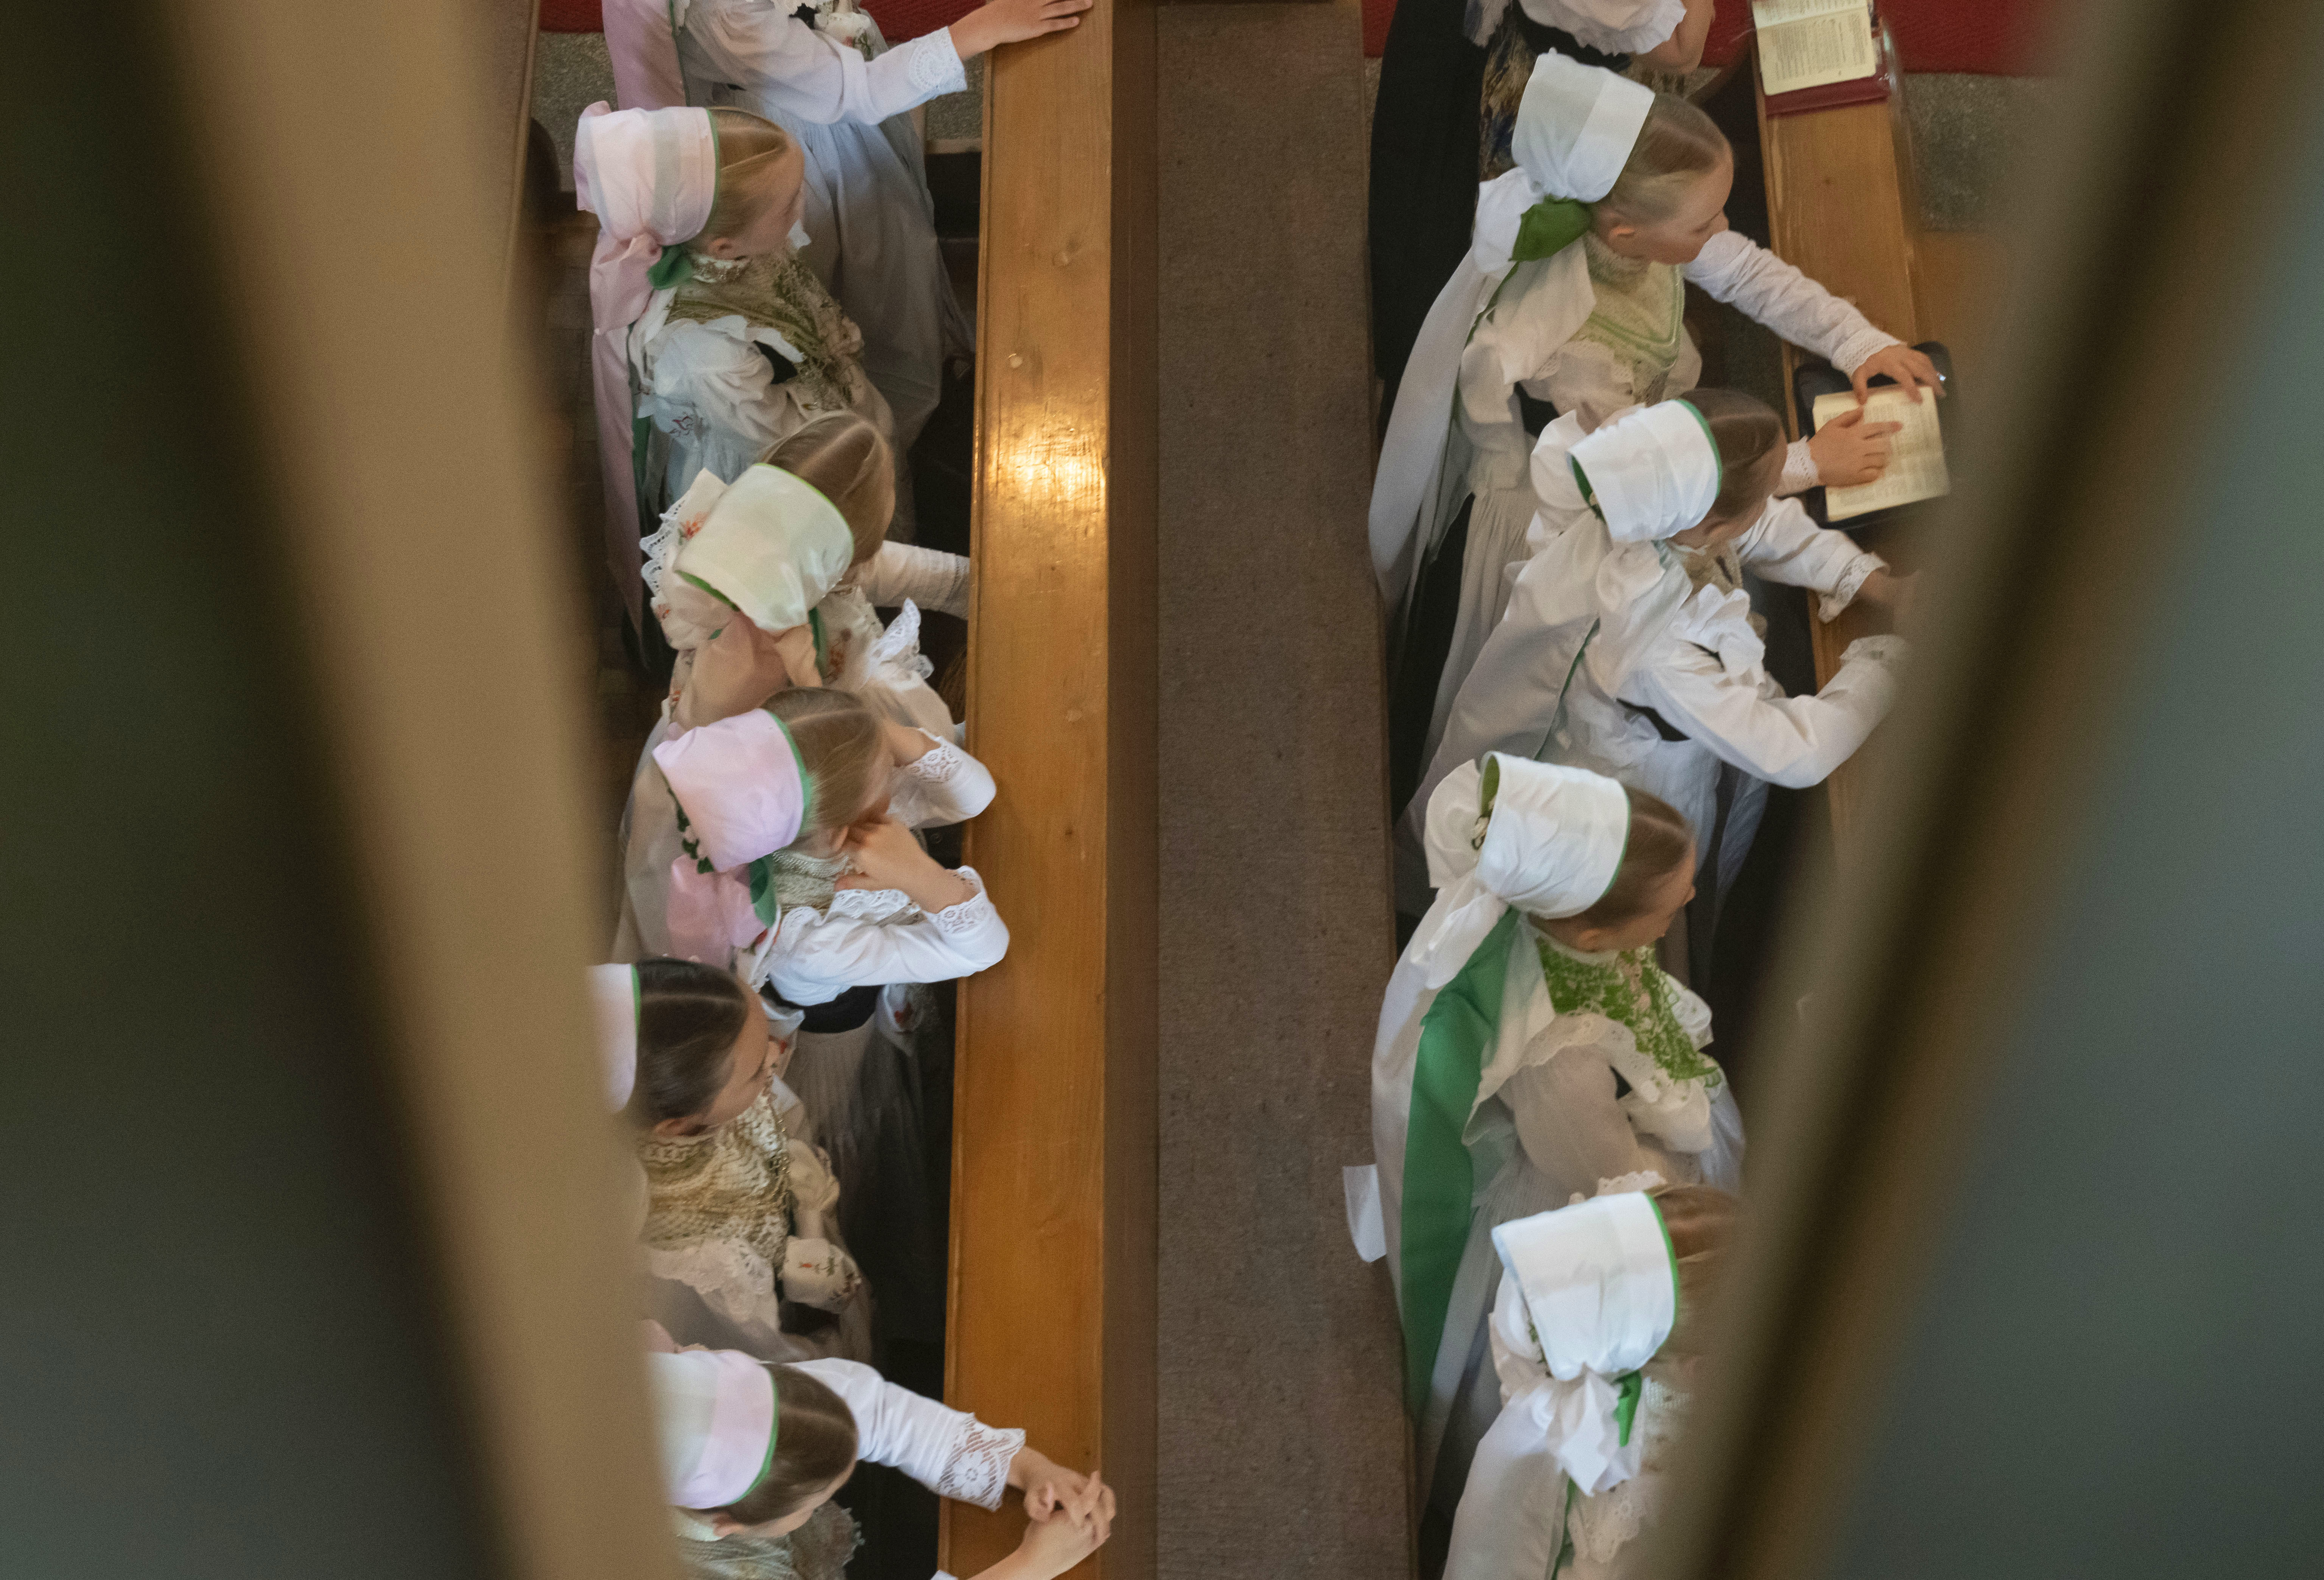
[1535,937,1722,1089]
[1572,235,1687,406]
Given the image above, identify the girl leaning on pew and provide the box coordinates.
[1371,51,1938,835]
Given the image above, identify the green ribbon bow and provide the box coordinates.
[648,242,695,292]
[1511,196,1594,263]
[1612,1369,1645,1447]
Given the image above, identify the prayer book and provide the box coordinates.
[1811,387,1950,522]
[1752,0,1880,97]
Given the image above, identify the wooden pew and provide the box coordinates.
[944,3,1160,1578]
[1752,44,1922,843]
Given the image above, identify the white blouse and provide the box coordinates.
[1617,502,1902,790]
[675,0,967,127]
[790,1357,1025,1508]
[763,865,1007,1007]
[855,542,972,621]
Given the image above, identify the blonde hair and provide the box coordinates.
[765,687,887,836]
[1571,786,1695,929]
[1600,93,1730,226]
[1681,388,1788,525]
[697,107,797,245]
[1649,1183,1739,1359]
[753,413,895,566]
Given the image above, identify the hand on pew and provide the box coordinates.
[1809,404,1906,487]
[1012,1446,1117,1539]
[949,0,1094,60]
[1851,568,1921,635]
[1850,344,1946,404]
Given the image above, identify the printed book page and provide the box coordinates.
[1754,1,1878,95]
[1812,387,1950,521]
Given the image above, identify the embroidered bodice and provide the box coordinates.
[636,1086,797,1269]
[666,250,868,414]
[1535,935,1722,1094]
[1572,235,1687,407]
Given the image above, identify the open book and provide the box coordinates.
[1753,0,1880,96]
[1810,387,1950,522]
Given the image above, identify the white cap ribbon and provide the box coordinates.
[588,963,640,1111]
[1511,53,1655,207]
[1567,401,1723,543]
[1489,1191,1677,1496]
[1412,754,1632,990]
[646,1347,778,1509]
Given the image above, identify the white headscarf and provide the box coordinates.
[1370,56,1655,607]
[655,464,857,639]
[1491,1191,1677,1494]
[574,103,719,631]
[646,1347,778,1509]
[1567,399,1723,542]
[1411,754,1632,990]
[588,963,640,1111]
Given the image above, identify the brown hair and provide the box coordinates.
[1599,92,1729,226]
[627,957,754,1130]
[713,1365,859,1526]
[697,108,797,245]
[1681,388,1787,525]
[1648,1183,1739,1357]
[765,687,888,837]
[1571,786,1694,929]
[753,413,895,566]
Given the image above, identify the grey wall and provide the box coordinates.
[0,8,501,1580]
[1815,79,2324,1580]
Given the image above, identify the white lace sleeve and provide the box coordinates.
[764,867,1008,1006]
[856,542,971,619]
[788,1359,1023,1508]
[887,733,997,829]
[1777,436,1819,496]
[932,1421,1027,1510]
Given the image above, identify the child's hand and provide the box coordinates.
[1809,406,1903,488]
[1855,568,1919,633]
[1012,1449,1115,1542]
[1849,344,1944,404]
[836,816,978,913]
[949,0,1091,58]
[1005,1506,1106,1580]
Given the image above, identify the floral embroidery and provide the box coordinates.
[1536,941,1722,1089]
[936,1420,1026,1510]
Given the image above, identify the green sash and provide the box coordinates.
[1398,907,1519,1412]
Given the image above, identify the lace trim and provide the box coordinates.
[904,29,966,98]
[932,868,992,936]
[1778,435,1820,496]
[1818,552,1885,623]
[903,737,971,789]
[935,1420,1025,1510]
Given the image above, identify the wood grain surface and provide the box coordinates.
[945,3,1158,1577]
[1756,67,1921,843]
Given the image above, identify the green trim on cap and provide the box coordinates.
[731,1365,782,1504]
[769,714,814,831]
[1646,1191,1680,1345]
[679,570,741,611]
[1675,398,1723,494]
[1569,458,1604,525]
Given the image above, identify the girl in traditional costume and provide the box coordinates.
[593,961,870,1362]
[620,692,1004,1010]
[600,0,1086,473]
[1367,754,1742,1550]
[645,1343,1116,1580]
[577,100,905,664]
[1370,0,1717,416]
[1371,53,1933,817]
[1416,395,1911,972]
[1441,1183,1736,1580]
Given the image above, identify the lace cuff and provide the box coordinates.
[902,735,971,789]
[1838,634,1910,668]
[932,867,994,936]
[1831,326,1903,377]
[906,28,967,100]
[935,1420,1026,1510]
[1817,552,1886,623]
[1776,436,1819,497]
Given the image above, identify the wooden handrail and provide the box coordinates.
[944,2,1159,1577]
[1753,42,1922,845]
